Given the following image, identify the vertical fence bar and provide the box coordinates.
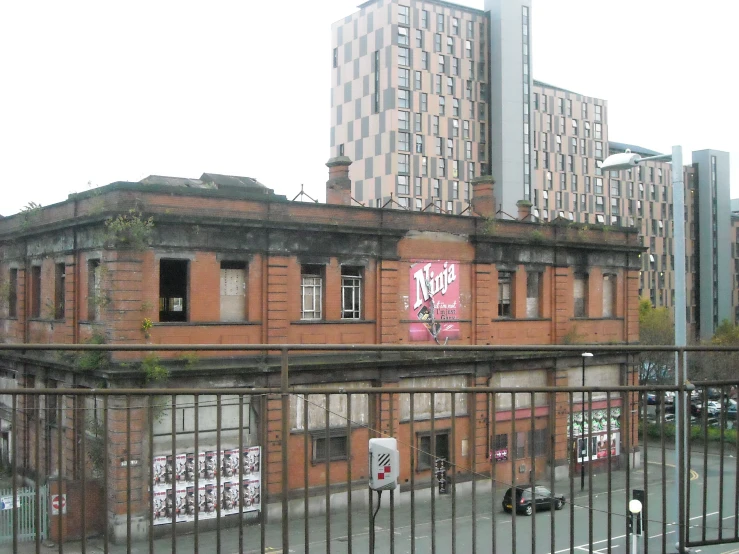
[490,392,497,554]
[588,390,594,553]
[607,393,612,554]
[81,398,87,554]
[281,349,290,553]
[103,394,109,554]
[569,392,574,554]
[450,392,456,554]
[57,393,63,554]
[678,370,688,553]
[529,391,536,554]
[193,395,199,554]
[719,387,726,540]
[701,388,708,542]
[126,394,132,554]
[511,392,516,554]
[170,395,177,552]
[389,392,394,554]
[35,393,41,554]
[624,389,631,554]
[12,394,18,554]
[471,385,477,554]
[324,393,331,554]
[549,388,555,554]
[642,388,649,554]
[409,392,415,554]
[216,395,222,554]
[238,394,243,554]
[660,388,667,554]
[303,392,309,554]
[430,391,436,554]
[148,397,154,554]
[736,386,739,542]
[346,393,352,554]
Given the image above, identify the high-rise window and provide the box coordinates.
[397,175,410,194]
[398,89,410,109]
[398,110,409,130]
[453,99,460,117]
[421,10,428,29]
[452,17,459,36]
[398,47,410,66]
[332,48,338,68]
[398,132,410,151]
[437,13,444,32]
[398,26,409,46]
[399,67,409,88]
[373,51,380,113]
[421,93,428,112]
[398,5,410,25]
[398,154,410,174]
[415,29,423,48]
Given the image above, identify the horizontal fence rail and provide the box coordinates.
[1,344,738,553]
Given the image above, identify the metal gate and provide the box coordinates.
[0,484,48,545]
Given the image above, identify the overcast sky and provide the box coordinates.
[1,0,736,217]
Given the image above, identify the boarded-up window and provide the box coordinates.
[526,271,541,318]
[574,273,588,317]
[399,376,468,420]
[55,263,66,320]
[220,262,246,322]
[290,382,370,431]
[498,271,513,317]
[31,265,41,318]
[602,274,616,318]
[8,268,18,318]
[87,259,101,321]
[491,370,548,411]
[568,364,620,402]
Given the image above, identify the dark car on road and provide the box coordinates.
[502,485,565,516]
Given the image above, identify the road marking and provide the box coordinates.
[647,460,699,480]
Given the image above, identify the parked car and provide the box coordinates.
[727,399,737,420]
[646,392,657,405]
[502,486,565,516]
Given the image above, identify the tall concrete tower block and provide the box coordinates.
[486,0,533,218]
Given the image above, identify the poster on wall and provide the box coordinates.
[409,260,461,344]
[151,446,261,525]
[568,408,621,463]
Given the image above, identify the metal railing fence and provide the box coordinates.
[0,343,738,554]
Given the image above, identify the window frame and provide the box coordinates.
[417,430,450,471]
[498,271,513,318]
[301,264,325,321]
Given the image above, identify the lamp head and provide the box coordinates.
[600,150,642,171]
[629,498,643,514]
[582,352,594,358]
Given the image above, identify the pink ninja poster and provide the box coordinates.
[409,261,461,343]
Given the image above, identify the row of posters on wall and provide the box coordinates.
[152,446,260,525]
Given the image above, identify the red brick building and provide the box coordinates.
[0,162,642,542]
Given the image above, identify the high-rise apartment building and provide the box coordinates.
[331,0,734,341]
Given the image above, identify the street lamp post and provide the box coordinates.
[629,498,643,554]
[601,146,687,552]
[581,352,593,491]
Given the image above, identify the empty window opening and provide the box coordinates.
[159,259,188,322]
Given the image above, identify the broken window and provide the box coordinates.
[55,263,65,320]
[31,265,41,318]
[498,271,513,317]
[417,431,449,470]
[301,265,323,320]
[87,259,101,321]
[220,261,246,322]
[159,259,188,322]
[341,266,362,319]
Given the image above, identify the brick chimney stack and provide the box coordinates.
[326,156,352,206]
[470,176,496,218]
[517,199,532,221]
